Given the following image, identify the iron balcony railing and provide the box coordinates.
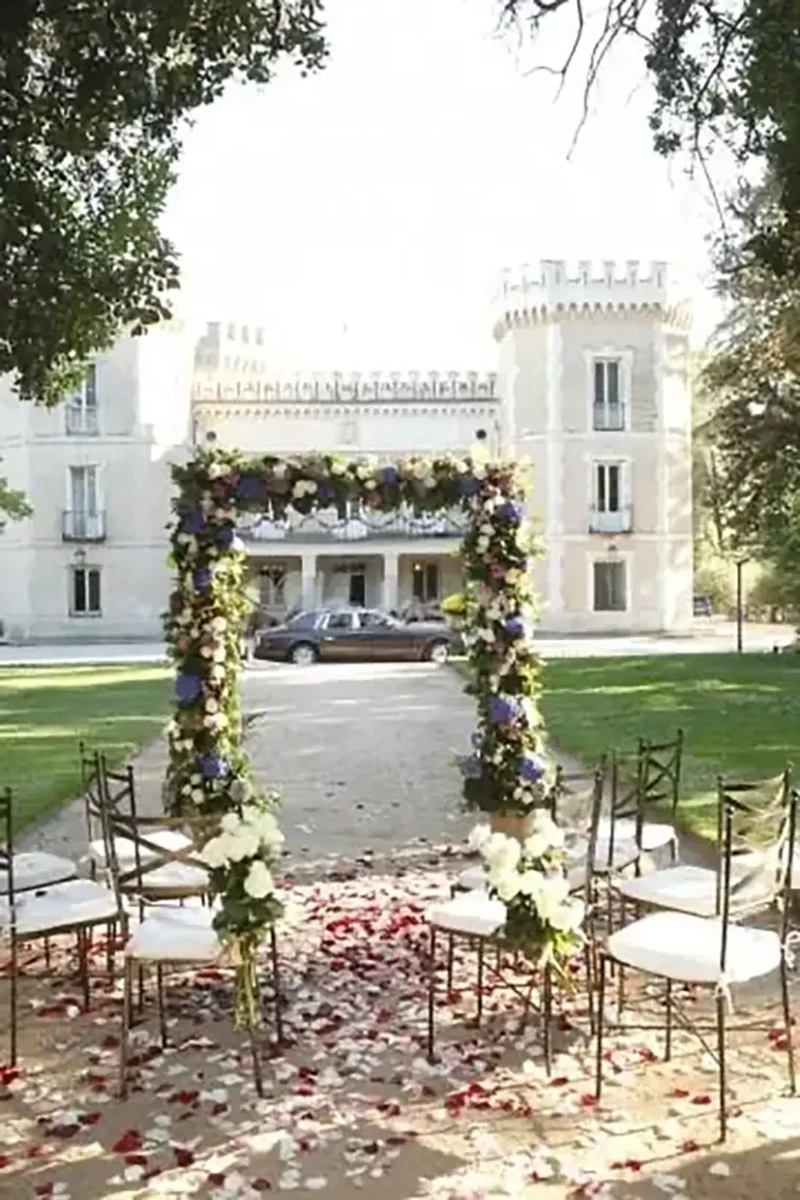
[65,406,99,435]
[592,403,626,431]
[588,505,633,534]
[62,510,107,541]
[238,507,470,544]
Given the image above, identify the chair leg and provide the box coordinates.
[779,951,797,1095]
[716,992,727,1142]
[9,934,18,1068]
[247,971,264,1099]
[595,953,607,1100]
[584,940,596,1037]
[426,926,437,1064]
[120,957,134,1099]
[137,963,145,1014]
[78,929,90,1011]
[106,921,116,981]
[43,936,51,970]
[446,933,454,993]
[156,964,168,1048]
[543,964,553,1076]
[665,979,673,1062]
[269,927,284,1047]
[476,938,485,1028]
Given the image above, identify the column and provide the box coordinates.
[382,551,399,613]
[300,551,317,611]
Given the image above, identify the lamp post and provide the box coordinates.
[735,555,748,653]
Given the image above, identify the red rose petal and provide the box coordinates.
[79,1112,101,1126]
[0,1155,12,1170]
[692,1093,712,1105]
[174,1147,195,1167]
[112,1130,143,1154]
[682,1139,700,1153]
[207,1173,226,1187]
[672,1087,690,1098]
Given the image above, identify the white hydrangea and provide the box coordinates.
[467,824,492,853]
[199,835,229,869]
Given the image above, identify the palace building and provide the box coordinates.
[0,260,693,642]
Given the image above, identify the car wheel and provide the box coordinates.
[427,640,450,665]
[289,642,318,666]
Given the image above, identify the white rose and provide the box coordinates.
[330,461,346,475]
[530,811,564,850]
[220,812,240,835]
[523,833,549,860]
[222,829,260,862]
[549,899,585,933]
[492,869,521,902]
[207,462,227,479]
[205,698,219,714]
[517,869,545,898]
[199,835,229,869]
[536,875,571,922]
[211,616,227,633]
[467,824,492,853]
[244,859,274,899]
[190,788,205,804]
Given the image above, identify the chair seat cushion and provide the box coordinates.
[126,862,209,895]
[567,835,639,873]
[1,879,119,936]
[126,910,222,962]
[0,851,77,895]
[428,890,506,937]
[597,817,677,854]
[87,828,193,867]
[455,865,488,893]
[616,862,773,916]
[607,911,781,984]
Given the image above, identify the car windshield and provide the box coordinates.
[287,611,321,630]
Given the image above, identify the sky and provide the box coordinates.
[162,0,722,370]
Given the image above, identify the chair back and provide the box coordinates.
[716,766,795,923]
[0,787,14,903]
[98,764,213,907]
[604,748,645,871]
[79,741,104,848]
[639,728,684,822]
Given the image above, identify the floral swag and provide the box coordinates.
[163,447,546,1023]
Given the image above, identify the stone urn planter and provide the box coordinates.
[489,812,535,842]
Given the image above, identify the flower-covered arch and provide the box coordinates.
[163,448,547,1021]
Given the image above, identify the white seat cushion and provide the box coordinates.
[127,862,209,893]
[126,910,221,962]
[87,828,193,867]
[0,851,77,895]
[455,865,488,892]
[1,879,119,937]
[598,817,677,854]
[428,891,506,937]
[608,911,781,985]
[568,835,640,872]
[616,862,773,916]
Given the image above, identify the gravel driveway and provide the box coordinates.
[19,662,478,867]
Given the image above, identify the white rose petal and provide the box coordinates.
[244,859,274,899]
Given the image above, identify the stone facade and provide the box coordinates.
[0,258,693,641]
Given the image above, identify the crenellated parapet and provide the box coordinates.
[191,370,499,404]
[495,259,692,336]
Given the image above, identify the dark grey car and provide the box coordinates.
[253,608,453,666]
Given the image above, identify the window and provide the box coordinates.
[70,566,102,616]
[595,463,621,513]
[593,358,624,430]
[67,465,102,538]
[288,611,320,630]
[412,561,440,602]
[327,611,355,631]
[593,561,627,612]
[359,610,392,629]
[65,364,98,435]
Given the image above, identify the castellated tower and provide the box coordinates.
[495,259,693,634]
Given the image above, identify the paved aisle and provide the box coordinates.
[244,661,475,864]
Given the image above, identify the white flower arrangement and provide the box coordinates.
[200,806,284,899]
[468,814,585,968]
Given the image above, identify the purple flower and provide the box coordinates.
[182,511,205,535]
[194,567,213,592]
[518,752,547,783]
[459,754,482,780]
[459,476,479,497]
[197,754,229,780]
[317,483,335,504]
[504,614,526,638]
[498,499,523,524]
[216,525,235,550]
[380,465,400,487]
[175,673,203,705]
[237,475,262,502]
[488,694,523,725]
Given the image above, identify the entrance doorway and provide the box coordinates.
[348,570,366,606]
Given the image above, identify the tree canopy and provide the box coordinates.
[0,0,326,405]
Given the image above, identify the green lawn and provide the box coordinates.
[0,664,173,831]
[454,654,800,840]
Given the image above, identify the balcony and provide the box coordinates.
[592,403,626,431]
[588,505,633,534]
[238,507,470,545]
[65,406,99,436]
[62,510,106,541]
